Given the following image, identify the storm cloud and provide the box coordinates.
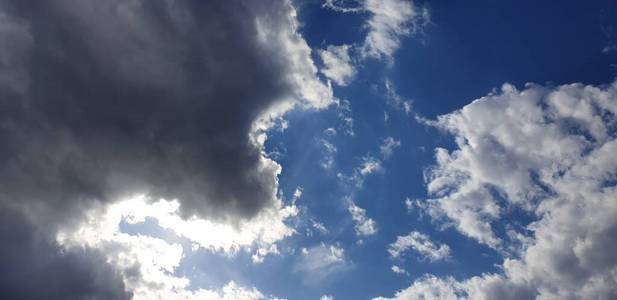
[2,0,304,221]
[0,0,331,298]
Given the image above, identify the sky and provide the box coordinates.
[1,0,617,299]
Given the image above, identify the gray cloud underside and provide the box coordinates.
[0,205,132,300]
[0,0,321,298]
[0,0,301,223]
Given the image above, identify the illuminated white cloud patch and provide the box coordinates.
[385,79,413,114]
[380,137,401,158]
[361,0,429,61]
[360,155,384,177]
[376,81,617,299]
[388,231,450,262]
[373,275,464,300]
[319,44,357,86]
[312,219,330,235]
[57,195,296,299]
[347,198,378,237]
[322,0,363,13]
[320,138,338,170]
[391,265,409,276]
[320,294,335,300]
[294,243,350,283]
[338,154,385,188]
[322,0,428,67]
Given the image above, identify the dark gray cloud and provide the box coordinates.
[0,205,131,300]
[0,0,305,222]
[0,0,326,297]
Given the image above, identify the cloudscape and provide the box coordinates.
[1,0,616,299]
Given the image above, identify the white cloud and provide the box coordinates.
[322,0,428,65]
[252,244,280,264]
[347,198,378,236]
[291,186,303,206]
[373,275,464,300]
[294,243,350,282]
[391,265,409,276]
[57,195,296,299]
[320,139,338,170]
[254,2,334,111]
[362,0,429,61]
[338,154,385,187]
[320,295,335,300]
[322,0,363,13]
[380,136,401,158]
[360,155,384,176]
[312,219,330,235]
[378,80,617,299]
[388,231,450,262]
[385,79,413,113]
[336,98,355,136]
[319,44,357,86]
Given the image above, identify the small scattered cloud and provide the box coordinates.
[252,245,280,264]
[322,0,363,13]
[359,155,384,177]
[323,0,429,65]
[602,44,617,53]
[361,0,429,61]
[391,265,409,276]
[380,137,401,158]
[312,219,330,235]
[347,198,378,237]
[385,79,413,114]
[295,243,350,283]
[388,231,450,262]
[319,44,357,86]
[320,139,338,170]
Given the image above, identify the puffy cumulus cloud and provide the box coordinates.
[320,295,335,300]
[0,0,332,297]
[361,0,429,61]
[347,198,378,236]
[388,231,450,262]
[294,243,350,283]
[319,44,357,86]
[378,81,617,299]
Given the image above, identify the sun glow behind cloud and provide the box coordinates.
[56,195,297,299]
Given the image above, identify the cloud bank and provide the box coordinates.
[378,81,617,299]
[0,0,332,297]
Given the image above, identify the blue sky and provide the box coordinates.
[254,0,617,298]
[2,0,617,299]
